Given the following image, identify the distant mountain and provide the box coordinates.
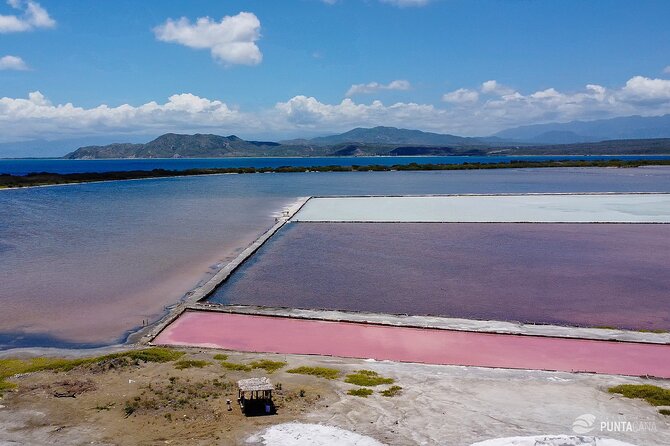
[64,133,282,159]
[62,126,670,160]
[302,126,481,146]
[494,114,670,143]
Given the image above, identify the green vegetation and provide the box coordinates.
[380,385,403,397]
[608,384,670,406]
[4,159,670,189]
[212,354,229,361]
[124,376,234,418]
[286,366,341,380]
[638,329,669,334]
[218,358,286,373]
[249,359,287,373]
[345,370,394,387]
[347,387,374,398]
[0,348,184,393]
[174,359,211,370]
[659,409,670,416]
[219,361,252,372]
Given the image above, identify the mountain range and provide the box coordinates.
[63,114,670,159]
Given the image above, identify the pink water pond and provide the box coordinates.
[155,311,670,378]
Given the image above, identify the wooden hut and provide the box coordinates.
[237,377,275,415]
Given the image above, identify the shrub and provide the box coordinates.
[659,409,670,416]
[249,360,287,373]
[345,370,394,387]
[213,354,228,361]
[286,366,340,380]
[348,388,373,398]
[380,385,403,397]
[608,384,670,406]
[0,348,184,394]
[220,361,251,372]
[174,360,211,370]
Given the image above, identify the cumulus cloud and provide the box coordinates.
[0,0,54,33]
[0,54,28,70]
[442,88,479,104]
[153,12,262,66]
[617,75,670,104]
[346,80,411,97]
[0,91,251,142]
[480,80,516,96]
[2,75,670,145]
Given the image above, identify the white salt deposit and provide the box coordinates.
[293,194,670,223]
[247,423,385,446]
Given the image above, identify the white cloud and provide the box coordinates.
[617,75,670,104]
[0,0,54,33]
[346,80,411,97]
[480,80,516,96]
[2,75,670,147]
[153,12,262,66]
[0,54,28,70]
[442,88,479,104]
[379,0,431,7]
[664,66,670,74]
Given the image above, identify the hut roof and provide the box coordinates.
[238,377,273,392]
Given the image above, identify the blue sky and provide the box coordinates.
[1,0,670,152]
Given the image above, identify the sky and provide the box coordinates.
[1,0,670,154]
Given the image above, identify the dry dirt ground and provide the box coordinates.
[0,347,668,446]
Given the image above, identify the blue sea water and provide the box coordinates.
[2,166,670,349]
[2,155,670,175]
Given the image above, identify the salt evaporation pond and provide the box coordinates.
[4,167,670,348]
[209,222,670,331]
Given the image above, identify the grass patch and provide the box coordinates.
[220,361,252,372]
[212,354,228,361]
[348,388,373,398]
[345,370,394,387]
[638,329,669,334]
[174,360,211,370]
[286,366,340,380]
[659,409,670,416]
[608,384,670,406]
[380,385,403,397]
[249,360,287,374]
[0,348,184,393]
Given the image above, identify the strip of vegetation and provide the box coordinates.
[248,359,287,373]
[174,359,211,370]
[660,409,670,416]
[347,387,374,398]
[0,347,184,393]
[380,385,403,397]
[3,158,670,189]
[345,370,394,387]
[608,384,670,406]
[286,366,341,380]
[219,361,252,372]
[212,354,229,361]
[218,359,286,373]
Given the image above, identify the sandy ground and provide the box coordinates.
[1,348,669,446]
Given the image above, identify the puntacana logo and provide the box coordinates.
[572,414,596,434]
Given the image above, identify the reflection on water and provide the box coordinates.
[2,167,670,348]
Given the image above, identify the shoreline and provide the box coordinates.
[3,159,670,191]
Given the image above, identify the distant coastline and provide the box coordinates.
[3,159,670,190]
